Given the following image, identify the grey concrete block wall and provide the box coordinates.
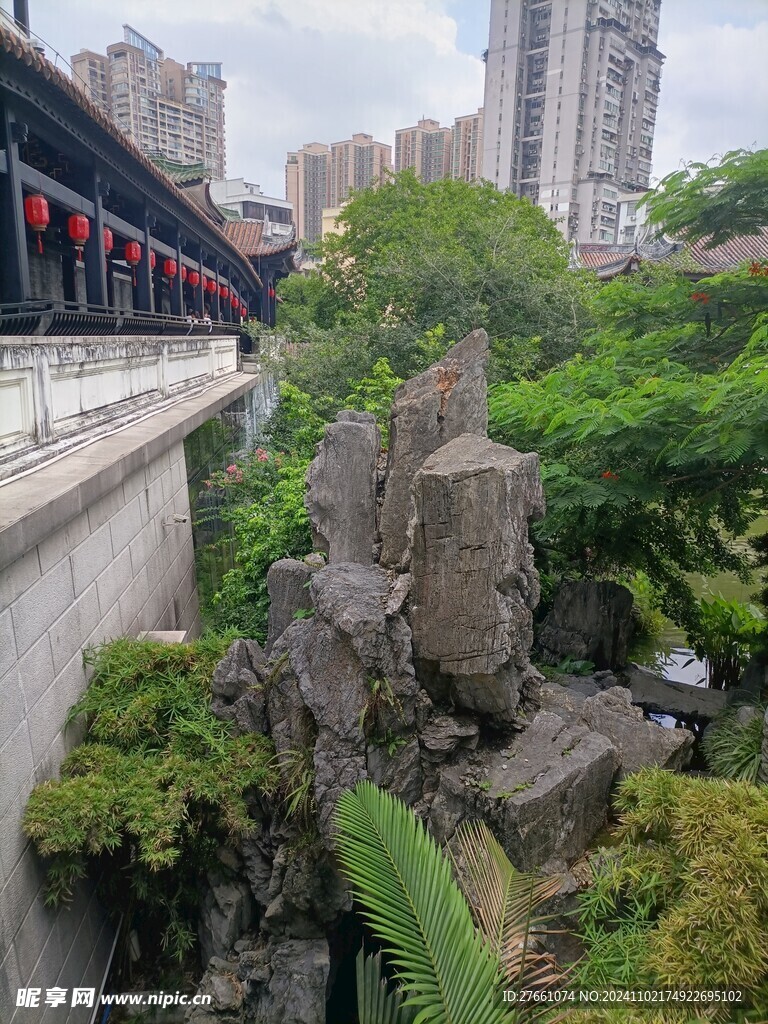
[0,440,200,1023]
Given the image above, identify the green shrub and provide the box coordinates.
[687,595,766,689]
[23,635,277,970]
[702,705,766,782]
[574,768,768,1013]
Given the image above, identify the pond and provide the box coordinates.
[629,516,768,689]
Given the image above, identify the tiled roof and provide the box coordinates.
[146,154,210,184]
[224,220,298,258]
[0,25,260,288]
[576,228,768,279]
[686,229,768,271]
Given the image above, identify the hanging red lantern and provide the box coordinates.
[163,258,177,279]
[188,270,200,288]
[24,194,50,255]
[206,277,217,294]
[149,250,156,271]
[240,305,246,317]
[230,293,238,308]
[219,284,229,300]
[181,265,188,282]
[68,213,90,261]
[125,241,141,285]
[102,227,114,255]
[202,275,210,292]
[268,285,275,300]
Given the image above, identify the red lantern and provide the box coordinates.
[163,258,177,279]
[240,305,246,317]
[202,275,210,292]
[68,214,90,261]
[268,285,275,300]
[206,277,217,294]
[24,194,50,254]
[125,241,141,285]
[188,270,200,288]
[219,285,229,300]
[181,265,188,282]
[102,227,114,255]
[231,293,238,308]
[149,250,156,271]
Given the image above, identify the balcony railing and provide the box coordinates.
[0,301,242,338]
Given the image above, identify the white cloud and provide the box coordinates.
[31,0,484,197]
[653,20,768,179]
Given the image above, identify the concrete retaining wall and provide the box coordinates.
[0,441,199,1023]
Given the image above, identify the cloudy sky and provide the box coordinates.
[15,0,768,200]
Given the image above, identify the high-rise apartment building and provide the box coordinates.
[71,25,226,179]
[482,0,664,242]
[451,108,485,182]
[395,118,453,183]
[329,133,392,208]
[286,143,331,244]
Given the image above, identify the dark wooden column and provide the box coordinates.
[213,261,221,322]
[171,228,183,316]
[0,109,31,303]
[135,206,153,312]
[83,171,107,307]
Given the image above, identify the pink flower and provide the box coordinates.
[255,447,269,462]
[226,464,238,475]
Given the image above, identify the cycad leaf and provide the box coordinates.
[449,821,563,994]
[336,781,512,1024]
[357,950,419,1024]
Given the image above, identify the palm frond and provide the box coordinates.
[357,950,419,1024]
[449,821,564,995]
[336,781,513,1024]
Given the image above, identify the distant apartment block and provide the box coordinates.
[452,108,484,182]
[482,0,664,242]
[71,24,226,179]
[209,178,294,238]
[329,133,392,208]
[395,118,452,183]
[286,143,330,244]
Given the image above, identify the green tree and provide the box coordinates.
[313,171,594,378]
[489,263,768,628]
[644,148,768,246]
[23,635,277,974]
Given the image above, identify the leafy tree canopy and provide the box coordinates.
[279,170,595,384]
[490,265,768,627]
[644,147,768,246]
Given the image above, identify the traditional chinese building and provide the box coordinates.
[572,228,768,281]
[0,21,263,334]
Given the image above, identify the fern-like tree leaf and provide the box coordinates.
[336,781,513,1024]
[357,950,419,1024]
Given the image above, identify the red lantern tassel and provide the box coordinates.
[37,234,43,254]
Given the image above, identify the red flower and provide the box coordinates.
[691,291,710,303]
[601,470,619,480]
[749,262,763,276]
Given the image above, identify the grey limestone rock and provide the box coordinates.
[268,563,417,839]
[199,872,254,968]
[429,711,616,871]
[580,686,694,778]
[379,329,490,568]
[211,639,268,736]
[305,410,380,565]
[408,433,545,722]
[237,939,330,1024]
[537,580,634,671]
[266,558,319,654]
